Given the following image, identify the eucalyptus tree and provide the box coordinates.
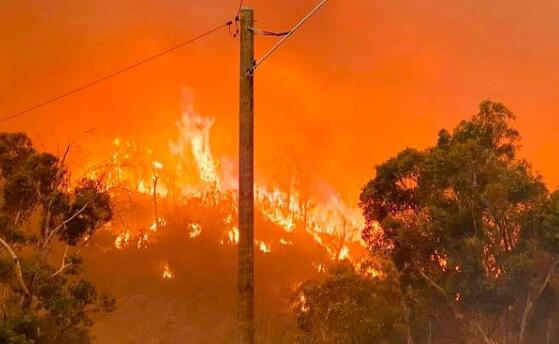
[0,132,114,343]
[360,101,559,343]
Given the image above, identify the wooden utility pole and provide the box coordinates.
[238,7,255,344]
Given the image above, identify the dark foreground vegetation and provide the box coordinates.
[2,101,559,344]
[0,134,114,343]
[296,101,559,344]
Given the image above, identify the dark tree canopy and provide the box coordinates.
[292,262,406,344]
[0,132,114,344]
[359,101,559,343]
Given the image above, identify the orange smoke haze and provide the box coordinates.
[1,0,559,197]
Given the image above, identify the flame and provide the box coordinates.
[220,226,239,245]
[431,251,448,271]
[188,223,202,239]
[153,160,164,170]
[138,180,149,194]
[299,293,309,313]
[150,218,167,232]
[137,232,149,249]
[313,263,325,273]
[365,267,383,279]
[258,241,271,253]
[224,214,233,225]
[279,238,293,246]
[114,231,131,249]
[229,227,239,244]
[92,96,371,268]
[338,246,350,261]
[170,94,220,188]
[162,263,174,279]
[256,187,298,232]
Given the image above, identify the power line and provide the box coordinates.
[1,21,232,123]
[231,0,244,37]
[250,0,331,73]
[237,0,244,15]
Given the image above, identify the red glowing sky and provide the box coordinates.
[1,0,559,197]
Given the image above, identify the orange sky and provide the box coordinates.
[1,0,559,198]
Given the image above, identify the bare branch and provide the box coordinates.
[417,268,495,344]
[43,198,93,249]
[43,177,105,249]
[51,245,72,278]
[519,257,559,344]
[0,236,30,296]
[417,270,447,298]
[59,143,71,166]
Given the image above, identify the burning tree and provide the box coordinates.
[0,132,115,343]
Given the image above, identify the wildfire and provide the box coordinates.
[313,263,325,273]
[431,251,448,271]
[224,214,233,225]
[150,218,167,232]
[153,160,164,170]
[256,187,298,232]
[338,246,350,261]
[220,226,239,245]
[279,238,293,246]
[365,267,383,279]
[114,231,131,249]
[97,95,371,270]
[137,232,149,249]
[162,263,174,279]
[298,293,310,313]
[188,223,202,239]
[258,241,271,253]
[170,93,220,188]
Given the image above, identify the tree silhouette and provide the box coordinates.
[360,101,559,343]
[0,132,115,343]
